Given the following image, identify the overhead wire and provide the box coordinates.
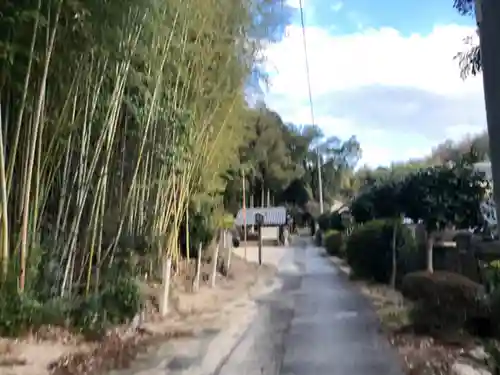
[298,0,324,213]
[298,0,316,128]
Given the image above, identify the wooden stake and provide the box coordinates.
[242,170,247,260]
[210,232,220,288]
[160,255,172,317]
[193,242,202,292]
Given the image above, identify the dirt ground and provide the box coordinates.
[0,254,276,375]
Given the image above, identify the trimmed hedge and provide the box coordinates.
[344,219,416,284]
[401,271,487,333]
[323,229,344,256]
[317,212,346,232]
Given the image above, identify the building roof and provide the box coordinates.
[330,200,349,213]
[235,206,287,226]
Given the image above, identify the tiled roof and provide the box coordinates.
[235,206,287,226]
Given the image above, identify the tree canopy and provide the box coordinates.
[453,0,481,79]
[222,104,362,214]
[350,160,489,271]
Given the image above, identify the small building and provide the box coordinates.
[235,206,287,227]
[235,206,288,245]
[329,200,345,213]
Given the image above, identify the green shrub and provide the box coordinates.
[0,269,42,336]
[402,271,487,333]
[345,219,416,283]
[179,204,217,257]
[323,230,344,256]
[0,264,142,338]
[484,260,500,293]
[0,284,69,336]
[69,273,142,337]
[317,212,346,232]
[221,213,235,230]
[317,213,331,232]
[0,291,40,336]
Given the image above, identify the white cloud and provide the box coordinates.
[265,24,480,96]
[275,105,431,167]
[330,2,343,12]
[263,24,486,166]
[444,123,485,140]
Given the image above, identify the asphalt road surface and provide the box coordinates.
[214,238,405,375]
[116,238,405,375]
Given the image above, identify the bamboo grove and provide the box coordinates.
[0,0,288,299]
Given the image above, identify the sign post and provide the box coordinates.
[255,213,264,266]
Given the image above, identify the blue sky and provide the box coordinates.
[300,0,473,35]
[263,0,485,167]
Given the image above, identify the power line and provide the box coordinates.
[298,0,324,214]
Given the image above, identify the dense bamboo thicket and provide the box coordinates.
[0,0,288,333]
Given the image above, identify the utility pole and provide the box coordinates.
[242,169,247,260]
[476,0,500,233]
[298,0,324,214]
[317,150,324,214]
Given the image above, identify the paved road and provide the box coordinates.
[114,238,404,375]
[214,238,405,375]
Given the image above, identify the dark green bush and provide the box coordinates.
[70,273,142,333]
[0,268,41,336]
[484,260,500,293]
[0,266,142,337]
[0,290,41,336]
[401,271,487,333]
[0,282,68,336]
[323,229,344,256]
[345,219,416,283]
[179,203,218,257]
[317,213,330,232]
[317,212,346,232]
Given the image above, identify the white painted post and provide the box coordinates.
[159,255,172,317]
[193,242,202,292]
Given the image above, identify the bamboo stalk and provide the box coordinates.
[0,106,9,278]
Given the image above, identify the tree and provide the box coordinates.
[297,129,361,205]
[280,178,311,207]
[351,163,488,274]
[350,180,405,287]
[455,37,481,79]
[223,113,362,214]
[453,0,481,79]
[400,164,487,272]
[225,106,301,209]
[430,133,489,164]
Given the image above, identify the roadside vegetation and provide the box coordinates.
[0,0,496,374]
[316,149,500,375]
[0,0,363,374]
